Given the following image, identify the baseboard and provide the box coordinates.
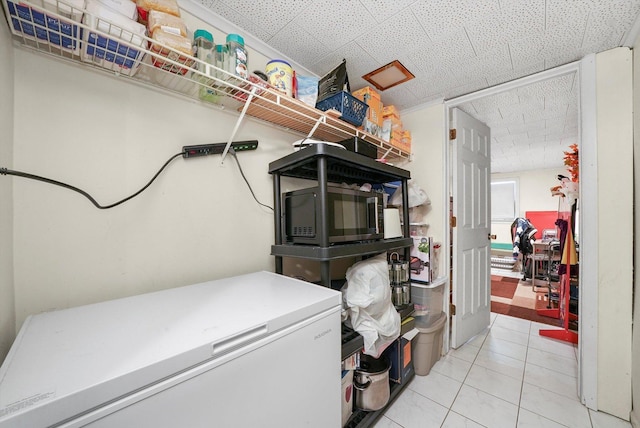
[630,409,640,427]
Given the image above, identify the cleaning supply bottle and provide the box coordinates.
[226,33,248,79]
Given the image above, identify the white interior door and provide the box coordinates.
[451,108,491,348]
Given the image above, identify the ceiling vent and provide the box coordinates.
[362,60,414,91]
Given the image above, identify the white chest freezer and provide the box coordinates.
[0,271,342,428]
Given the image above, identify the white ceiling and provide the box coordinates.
[191,0,640,173]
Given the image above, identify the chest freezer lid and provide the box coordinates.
[0,271,340,426]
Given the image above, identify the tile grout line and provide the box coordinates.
[437,316,496,427]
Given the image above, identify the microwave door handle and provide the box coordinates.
[369,197,379,234]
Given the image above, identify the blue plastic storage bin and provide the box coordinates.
[316,91,368,127]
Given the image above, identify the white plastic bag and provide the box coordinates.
[389,180,430,208]
[342,253,400,357]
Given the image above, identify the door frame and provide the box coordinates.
[442,59,597,409]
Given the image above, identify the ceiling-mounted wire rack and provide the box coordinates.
[2,0,412,163]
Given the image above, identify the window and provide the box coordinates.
[491,180,518,222]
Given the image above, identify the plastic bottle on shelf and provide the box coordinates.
[214,43,228,82]
[226,33,248,79]
[193,29,218,103]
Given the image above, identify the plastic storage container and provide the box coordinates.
[6,0,85,54]
[226,33,248,79]
[266,59,293,97]
[315,91,369,127]
[412,312,446,375]
[193,29,217,103]
[411,277,445,328]
[214,43,227,80]
[82,0,147,76]
[150,29,194,75]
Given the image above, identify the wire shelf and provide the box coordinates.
[2,0,411,162]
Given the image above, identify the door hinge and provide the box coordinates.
[449,129,457,140]
[451,216,457,227]
[450,303,456,316]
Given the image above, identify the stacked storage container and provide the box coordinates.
[82,0,146,76]
[5,0,85,54]
[411,276,446,375]
[352,86,383,138]
[382,105,411,153]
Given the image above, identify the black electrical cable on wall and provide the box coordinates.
[229,148,273,211]
[0,152,184,209]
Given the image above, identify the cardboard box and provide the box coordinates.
[385,329,418,385]
[411,236,432,283]
[383,105,401,120]
[352,86,383,127]
[390,129,410,152]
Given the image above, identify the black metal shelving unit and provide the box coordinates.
[269,144,412,288]
[269,145,414,428]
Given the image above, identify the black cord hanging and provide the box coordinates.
[0,152,184,209]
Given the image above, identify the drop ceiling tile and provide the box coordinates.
[216,0,312,35]
[544,51,585,69]
[197,0,214,8]
[310,43,378,90]
[492,128,512,139]
[486,62,546,87]
[292,0,374,51]
[472,91,521,112]
[498,106,525,123]
[467,0,545,54]
[206,1,274,41]
[359,0,421,23]
[385,78,434,106]
[508,120,544,135]
[475,111,506,126]
[458,104,477,116]
[445,79,489,100]
[545,0,592,29]
[505,100,546,117]
[582,7,635,52]
[516,75,574,104]
[406,28,476,74]
[411,0,500,40]
[356,11,430,65]
[456,44,514,81]
[267,22,332,69]
[509,19,585,68]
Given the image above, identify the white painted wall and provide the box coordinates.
[631,32,640,428]
[7,12,301,333]
[594,47,633,419]
[402,103,446,275]
[0,17,15,363]
[491,167,567,245]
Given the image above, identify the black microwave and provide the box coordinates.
[283,186,384,244]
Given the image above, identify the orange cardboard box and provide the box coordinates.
[391,129,410,152]
[352,86,383,127]
[386,115,403,130]
[383,105,400,120]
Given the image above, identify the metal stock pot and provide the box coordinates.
[354,354,391,411]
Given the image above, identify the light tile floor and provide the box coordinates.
[374,312,632,428]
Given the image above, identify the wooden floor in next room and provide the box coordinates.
[372,312,630,427]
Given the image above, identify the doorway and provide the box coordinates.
[442,60,596,407]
